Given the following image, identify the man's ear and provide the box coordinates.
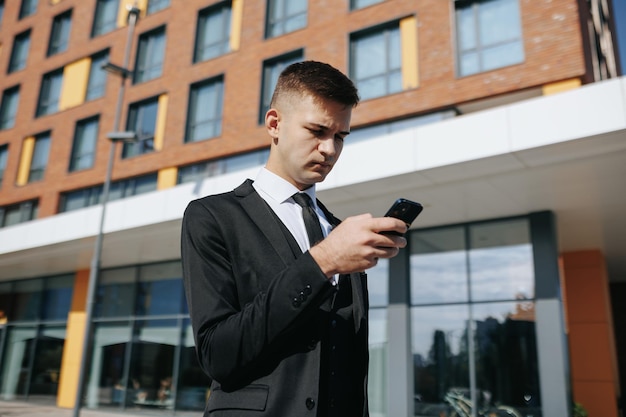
[265,108,279,139]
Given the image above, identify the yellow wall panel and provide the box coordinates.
[58,269,89,408]
[16,137,35,186]
[60,58,90,111]
[57,312,86,408]
[154,94,168,151]
[230,0,244,52]
[118,0,148,26]
[400,16,419,90]
[542,78,581,95]
[158,167,178,190]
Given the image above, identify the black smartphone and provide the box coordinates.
[383,198,423,235]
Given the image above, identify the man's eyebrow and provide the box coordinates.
[310,123,350,136]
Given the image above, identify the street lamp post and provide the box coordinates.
[72,6,140,417]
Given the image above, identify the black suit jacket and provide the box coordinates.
[181,179,369,416]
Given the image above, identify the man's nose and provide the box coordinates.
[318,137,337,157]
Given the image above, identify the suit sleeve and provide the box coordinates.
[181,199,335,388]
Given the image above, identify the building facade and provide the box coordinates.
[0,0,624,416]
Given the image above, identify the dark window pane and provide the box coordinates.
[147,0,170,14]
[42,275,73,320]
[259,52,302,123]
[11,279,43,321]
[69,116,99,172]
[134,27,166,83]
[36,71,63,116]
[266,0,307,38]
[48,10,72,56]
[194,4,231,62]
[0,86,20,130]
[9,30,31,73]
[95,268,136,318]
[19,0,37,19]
[92,0,119,37]
[86,51,109,100]
[186,78,224,142]
[29,133,51,183]
[136,262,183,316]
[123,99,158,158]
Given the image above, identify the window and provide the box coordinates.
[147,0,170,14]
[69,116,99,172]
[123,98,158,158]
[28,132,51,183]
[410,218,540,416]
[455,0,524,77]
[92,0,119,37]
[36,69,63,116]
[134,26,166,84]
[19,0,37,19]
[177,149,269,184]
[86,50,109,100]
[8,30,31,73]
[350,23,401,100]
[0,86,20,130]
[350,0,383,10]
[0,200,38,228]
[47,9,72,56]
[59,173,158,212]
[259,51,303,123]
[0,144,8,187]
[265,0,307,38]
[186,77,224,143]
[194,2,232,63]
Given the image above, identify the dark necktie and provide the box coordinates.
[292,193,325,247]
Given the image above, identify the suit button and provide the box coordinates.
[304,284,312,295]
[292,297,301,307]
[331,319,337,328]
[299,291,306,301]
[305,397,315,410]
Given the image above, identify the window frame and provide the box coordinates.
[194,2,232,63]
[0,144,8,188]
[69,115,100,172]
[264,0,308,38]
[8,30,31,73]
[258,50,304,124]
[47,9,73,56]
[123,97,159,158]
[28,132,51,183]
[86,50,109,101]
[36,69,64,117]
[91,0,119,37]
[133,26,166,84]
[185,76,224,143]
[18,0,37,19]
[349,21,402,100]
[454,0,525,77]
[147,0,170,14]
[0,200,38,228]
[0,86,20,130]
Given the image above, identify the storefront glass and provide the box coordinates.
[410,218,541,417]
[0,274,71,402]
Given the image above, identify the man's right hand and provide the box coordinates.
[309,213,407,278]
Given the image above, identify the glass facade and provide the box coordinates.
[411,218,541,417]
[0,215,555,415]
[0,275,73,401]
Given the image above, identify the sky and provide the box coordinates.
[613,0,626,74]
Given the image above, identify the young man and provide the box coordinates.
[181,61,407,417]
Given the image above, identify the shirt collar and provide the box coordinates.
[255,167,317,205]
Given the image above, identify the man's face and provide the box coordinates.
[265,94,352,190]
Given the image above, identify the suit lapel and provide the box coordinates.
[236,180,298,264]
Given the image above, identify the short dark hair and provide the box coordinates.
[271,60,360,108]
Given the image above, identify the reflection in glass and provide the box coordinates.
[42,275,73,320]
[30,326,66,396]
[177,319,211,410]
[95,268,136,318]
[469,220,534,302]
[0,326,36,399]
[137,262,184,316]
[368,308,388,417]
[12,279,43,321]
[127,319,178,408]
[410,218,541,416]
[86,321,131,408]
[410,227,468,305]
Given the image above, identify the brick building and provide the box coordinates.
[0,0,624,416]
